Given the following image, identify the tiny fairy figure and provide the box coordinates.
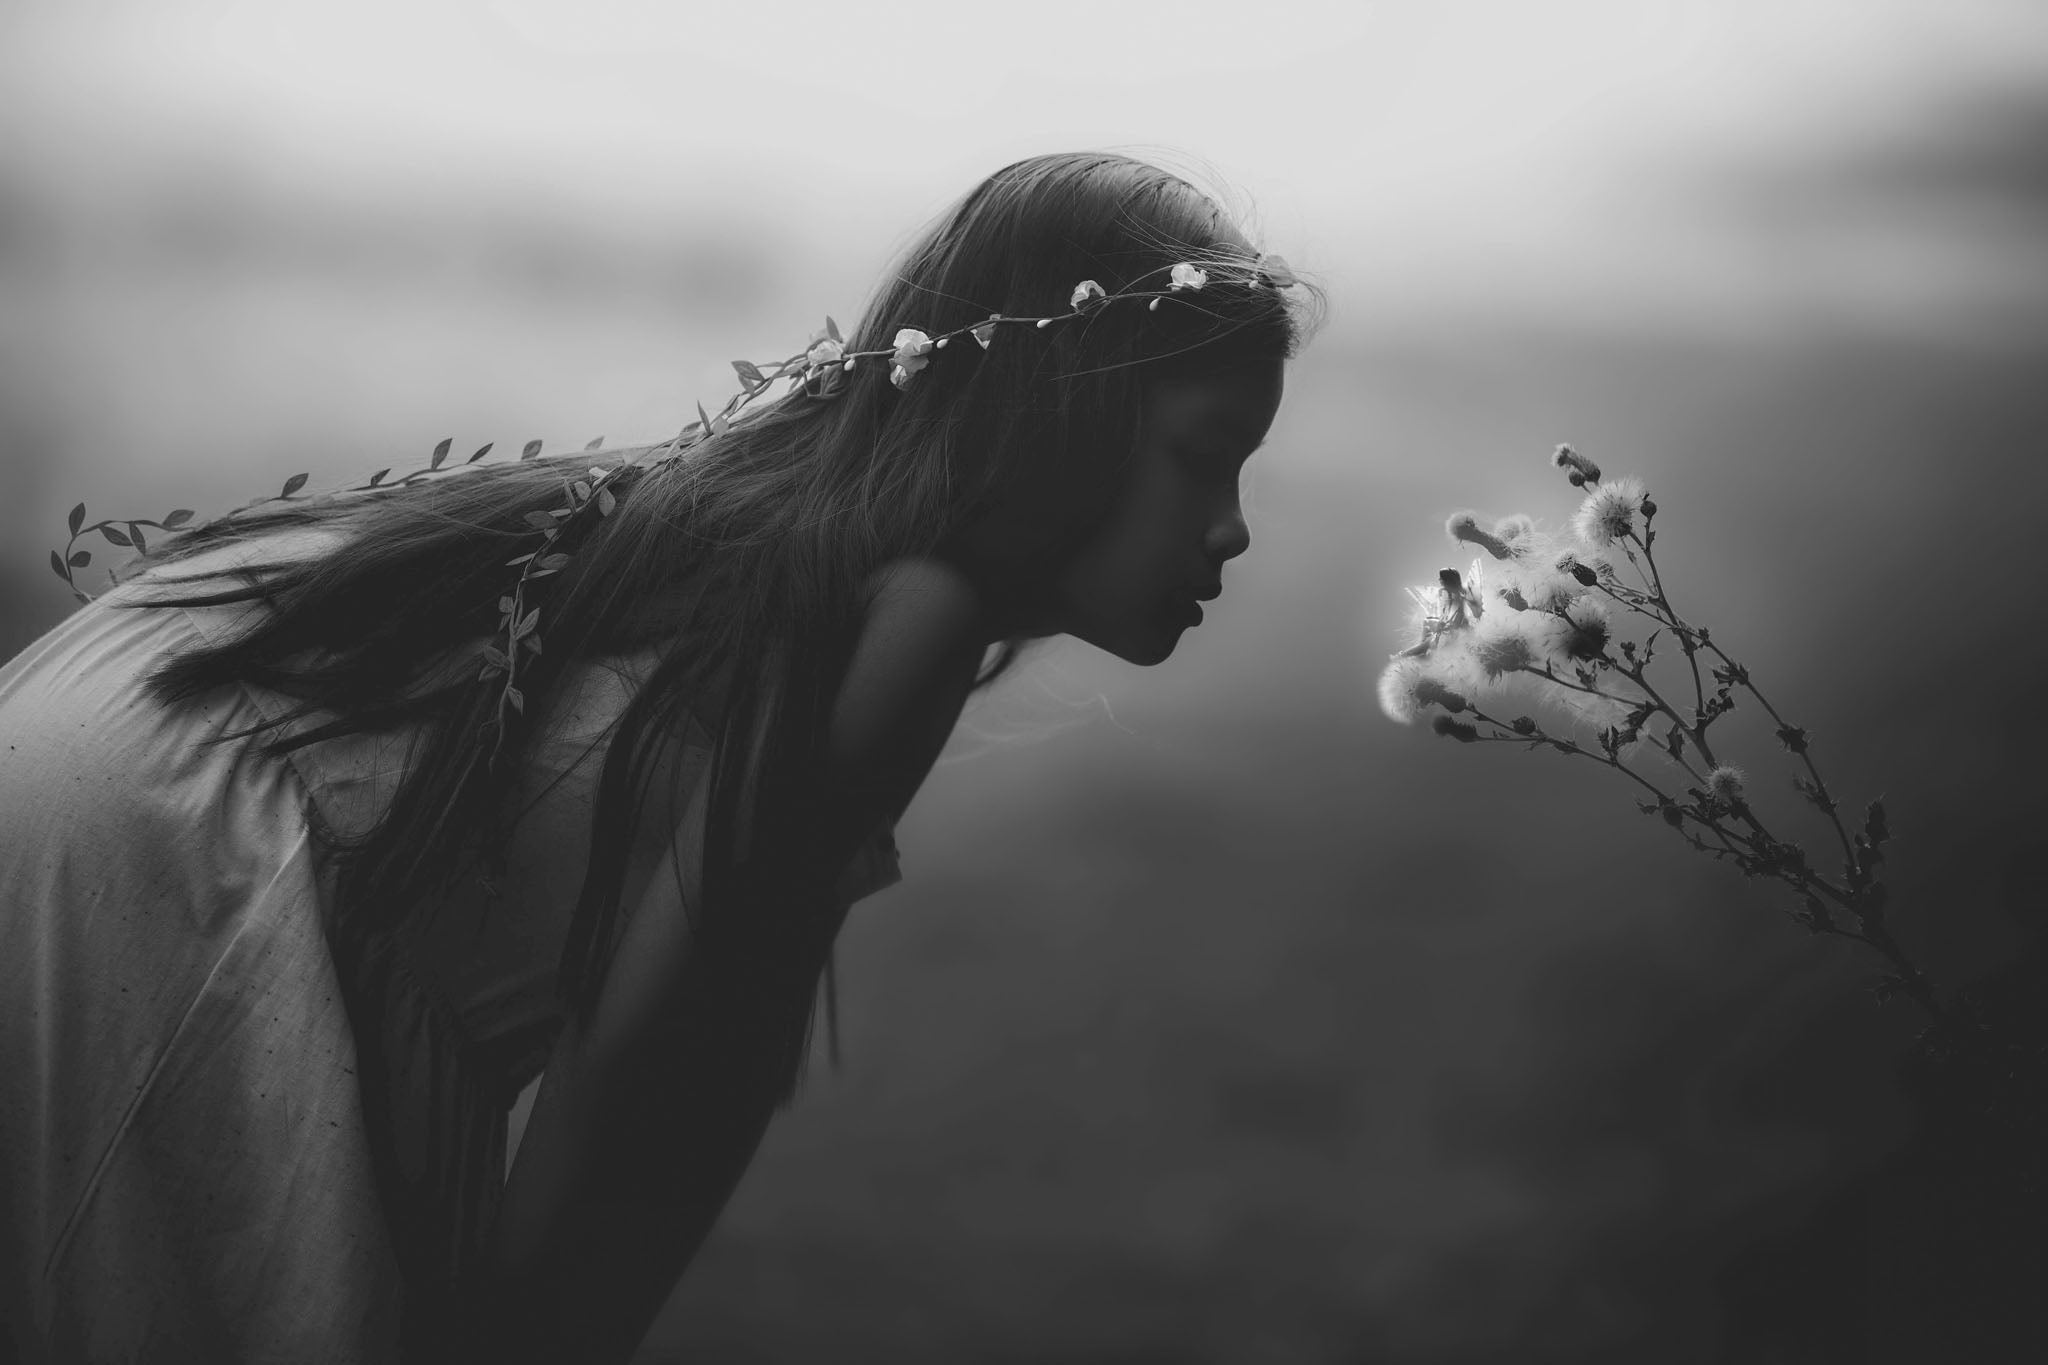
[0,151,1319,1363]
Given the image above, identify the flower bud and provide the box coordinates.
[1552,443,1603,484]
[1432,715,1480,743]
[1447,511,1514,561]
[1556,555,1598,587]
[1413,678,1468,714]
[1571,478,1647,549]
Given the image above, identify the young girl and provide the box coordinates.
[0,150,1316,1364]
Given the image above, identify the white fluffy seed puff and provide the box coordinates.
[1377,655,1471,724]
[1571,477,1649,549]
[1470,610,1539,680]
[1536,596,1613,665]
[1707,765,1748,808]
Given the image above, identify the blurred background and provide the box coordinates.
[5,0,2047,1359]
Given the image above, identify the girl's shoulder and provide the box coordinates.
[858,556,984,632]
[104,524,349,605]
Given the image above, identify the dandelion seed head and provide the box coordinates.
[1538,596,1612,663]
[1707,765,1748,807]
[1535,581,1583,614]
[1472,612,1538,679]
[1492,514,1537,552]
[1377,659,1425,724]
[1377,656,1471,724]
[1572,477,1648,549]
[1435,634,1491,698]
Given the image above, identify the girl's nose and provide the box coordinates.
[1208,506,1251,565]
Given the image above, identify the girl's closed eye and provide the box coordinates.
[1182,447,1248,485]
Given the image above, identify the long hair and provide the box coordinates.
[113,150,1324,1086]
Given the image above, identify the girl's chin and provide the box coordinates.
[1100,614,1191,667]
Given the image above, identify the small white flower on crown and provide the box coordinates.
[889,328,935,389]
[1168,262,1208,292]
[1069,279,1109,314]
[806,336,845,372]
[971,315,1000,349]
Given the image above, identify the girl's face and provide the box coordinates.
[1045,357,1285,665]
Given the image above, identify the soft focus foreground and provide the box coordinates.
[5,3,2048,1360]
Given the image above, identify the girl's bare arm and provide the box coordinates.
[458,557,986,1364]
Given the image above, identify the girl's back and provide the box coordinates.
[0,526,902,1360]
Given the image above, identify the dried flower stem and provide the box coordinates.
[1464,703,1939,1019]
[1382,449,1961,1033]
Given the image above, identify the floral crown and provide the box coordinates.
[55,253,1299,768]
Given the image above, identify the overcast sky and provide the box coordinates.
[6,0,2046,339]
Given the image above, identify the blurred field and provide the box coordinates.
[5,3,2048,1361]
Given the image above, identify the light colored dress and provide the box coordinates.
[0,529,902,1363]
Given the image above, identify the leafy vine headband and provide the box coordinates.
[54,253,1300,768]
